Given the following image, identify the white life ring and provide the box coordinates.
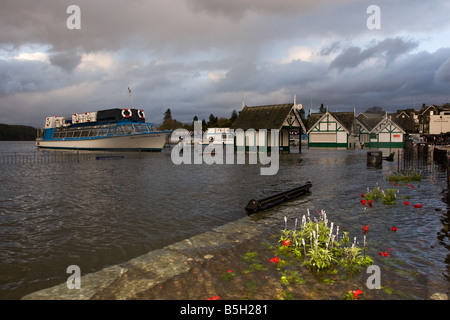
[137,109,145,119]
[122,108,132,118]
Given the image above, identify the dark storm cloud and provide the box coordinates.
[0,0,449,127]
[330,38,419,71]
[49,51,82,72]
[0,59,69,97]
[435,56,450,83]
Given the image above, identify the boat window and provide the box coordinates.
[115,124,133,135]
[89,129,98,137]
[73,131,82,138]
[133,123,149,133]
[97,126,108,136]
[81,130,90,137]
[65,131,74,138]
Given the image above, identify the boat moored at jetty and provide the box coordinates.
[36,108,171,151]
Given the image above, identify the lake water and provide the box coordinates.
[0,141,449,299]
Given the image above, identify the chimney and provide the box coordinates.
[242,99,245,110]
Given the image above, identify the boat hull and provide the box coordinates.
[36,132,170,151]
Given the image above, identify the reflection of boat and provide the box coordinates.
[36,108,171,151]
[200,128,234,145]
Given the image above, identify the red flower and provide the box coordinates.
[404,201,409,206]
[361,199,367,206]
[361,194,365,197]
[269,256,280,263]
[368,200,373,207]
[227,270,232,273]
[362,225,369,233]
[207,296,220,300]
[391,226,397,232]
[282,240,290,246]
[353,289,363,299]
[379,252,390,257]
[410,185,415,188]
[413,204,422,208]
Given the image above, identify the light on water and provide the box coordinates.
[0,141,449,299]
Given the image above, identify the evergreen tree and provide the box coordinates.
[319,104,326,113]
[163,108,172,121]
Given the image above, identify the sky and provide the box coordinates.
[0,0,449,128]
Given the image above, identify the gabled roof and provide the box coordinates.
[356,112,386,132]
[419,104,438,115]
[307,111,355,134]
[356,112,406,134]
[230,103,306,132]
[372,115,406,134]
[389,111,416,132]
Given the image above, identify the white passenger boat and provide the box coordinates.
[36,108,171,151]
[201,128,234,145]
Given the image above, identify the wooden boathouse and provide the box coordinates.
[356,112,405,148]
[306,110,356,148]
[230,100,306,152]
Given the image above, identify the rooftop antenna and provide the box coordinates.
[128,87,134,107]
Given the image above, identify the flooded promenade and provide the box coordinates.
[1,142,449,300]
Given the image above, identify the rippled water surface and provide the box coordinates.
[0,141,449,299]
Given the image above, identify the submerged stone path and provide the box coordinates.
[22,209,285,300]
[21,197,449,300]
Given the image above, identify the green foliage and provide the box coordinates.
[387,171,421,183]
[364,187,383,201]
[339,247,374,273]
[280,270,305,286]
[241,251,268,273]
[382,189,397,205]
[276,211,372,273]
[365,187,397,205]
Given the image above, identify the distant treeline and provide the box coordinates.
[0,124,37,141]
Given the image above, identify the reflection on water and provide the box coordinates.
[0,142,449,299]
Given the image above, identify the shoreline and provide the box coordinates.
[22,206,286,300]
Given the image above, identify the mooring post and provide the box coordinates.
[447,153,450,196]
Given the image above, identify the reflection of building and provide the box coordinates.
[230,100,306,152]
[306,110,356,148]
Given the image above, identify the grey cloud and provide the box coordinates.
[0,59,59,96]
[330,37,419,71]
[49,51,82,72]
[320,42,341,56]
[435,57,450,83]
[1,0,450,127]
[185,0,343,20]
